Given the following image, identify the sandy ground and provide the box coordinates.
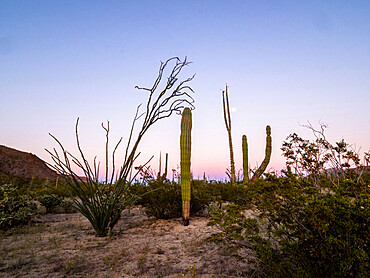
[0,207,257,277]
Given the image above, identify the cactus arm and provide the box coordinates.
[242,135,249,183]
[180,108,192,225]
[222,86,236,186]
[251,125,272,183]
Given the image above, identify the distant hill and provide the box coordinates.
[0,145,58,180]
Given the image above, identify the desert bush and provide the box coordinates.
[281,123,367,186]
[134,178,250,219]
[190,180,220,213]
[208,174,369,277]
[208,132,370,277]
[38,194,63,213]
[60,198,75,213]
[133,179,182,219]
[0,172,74,199]
[0,184,35,231]
[192,180,252,211]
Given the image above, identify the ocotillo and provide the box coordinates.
[180,108,192,225]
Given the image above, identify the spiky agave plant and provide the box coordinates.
[46,57,195,236]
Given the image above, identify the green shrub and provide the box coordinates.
[0,172,75,199]
[133,179,182,219]
[208,172,370,277]
[208,131,369,277]
[60,198,75,213]
[190,180,220,213]
[0,184,35,231]
[39,194,63,213]
[133,179,251,219]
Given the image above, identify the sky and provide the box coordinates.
[1,0,369,180]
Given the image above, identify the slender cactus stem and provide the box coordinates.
[222,85,236,186]
[242,135,249,183]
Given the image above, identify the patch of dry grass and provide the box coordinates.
[0,207,257,277]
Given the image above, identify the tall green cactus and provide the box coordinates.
[242,135,249,183]
[250,125,272,183]
[180,108,192,226]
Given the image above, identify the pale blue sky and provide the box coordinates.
[1,1,369,179]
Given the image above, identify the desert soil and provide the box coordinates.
[0,207,257,277]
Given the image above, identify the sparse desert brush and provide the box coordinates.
[133,178,251,220]
[208,128,370,278]
[0,183,35,231]
[38,193,63,213]
[46,57,195,236]
[133,179,182,219]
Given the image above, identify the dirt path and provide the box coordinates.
[0,207,256,277]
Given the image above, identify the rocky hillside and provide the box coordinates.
[0,145,58,179]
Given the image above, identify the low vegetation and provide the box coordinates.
[0,183,35,231]
[0,57,368,276]
[1,134,369,277]
[206,130,369,277]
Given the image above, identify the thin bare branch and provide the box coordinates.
[102,120,110,184]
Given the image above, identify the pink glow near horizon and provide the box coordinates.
[1,1,369,180]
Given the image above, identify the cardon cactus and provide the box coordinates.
[242,135,249,183]
[180,108,192,225]
[250,125,272,183]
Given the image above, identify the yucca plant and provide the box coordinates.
[46,57,195,236]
